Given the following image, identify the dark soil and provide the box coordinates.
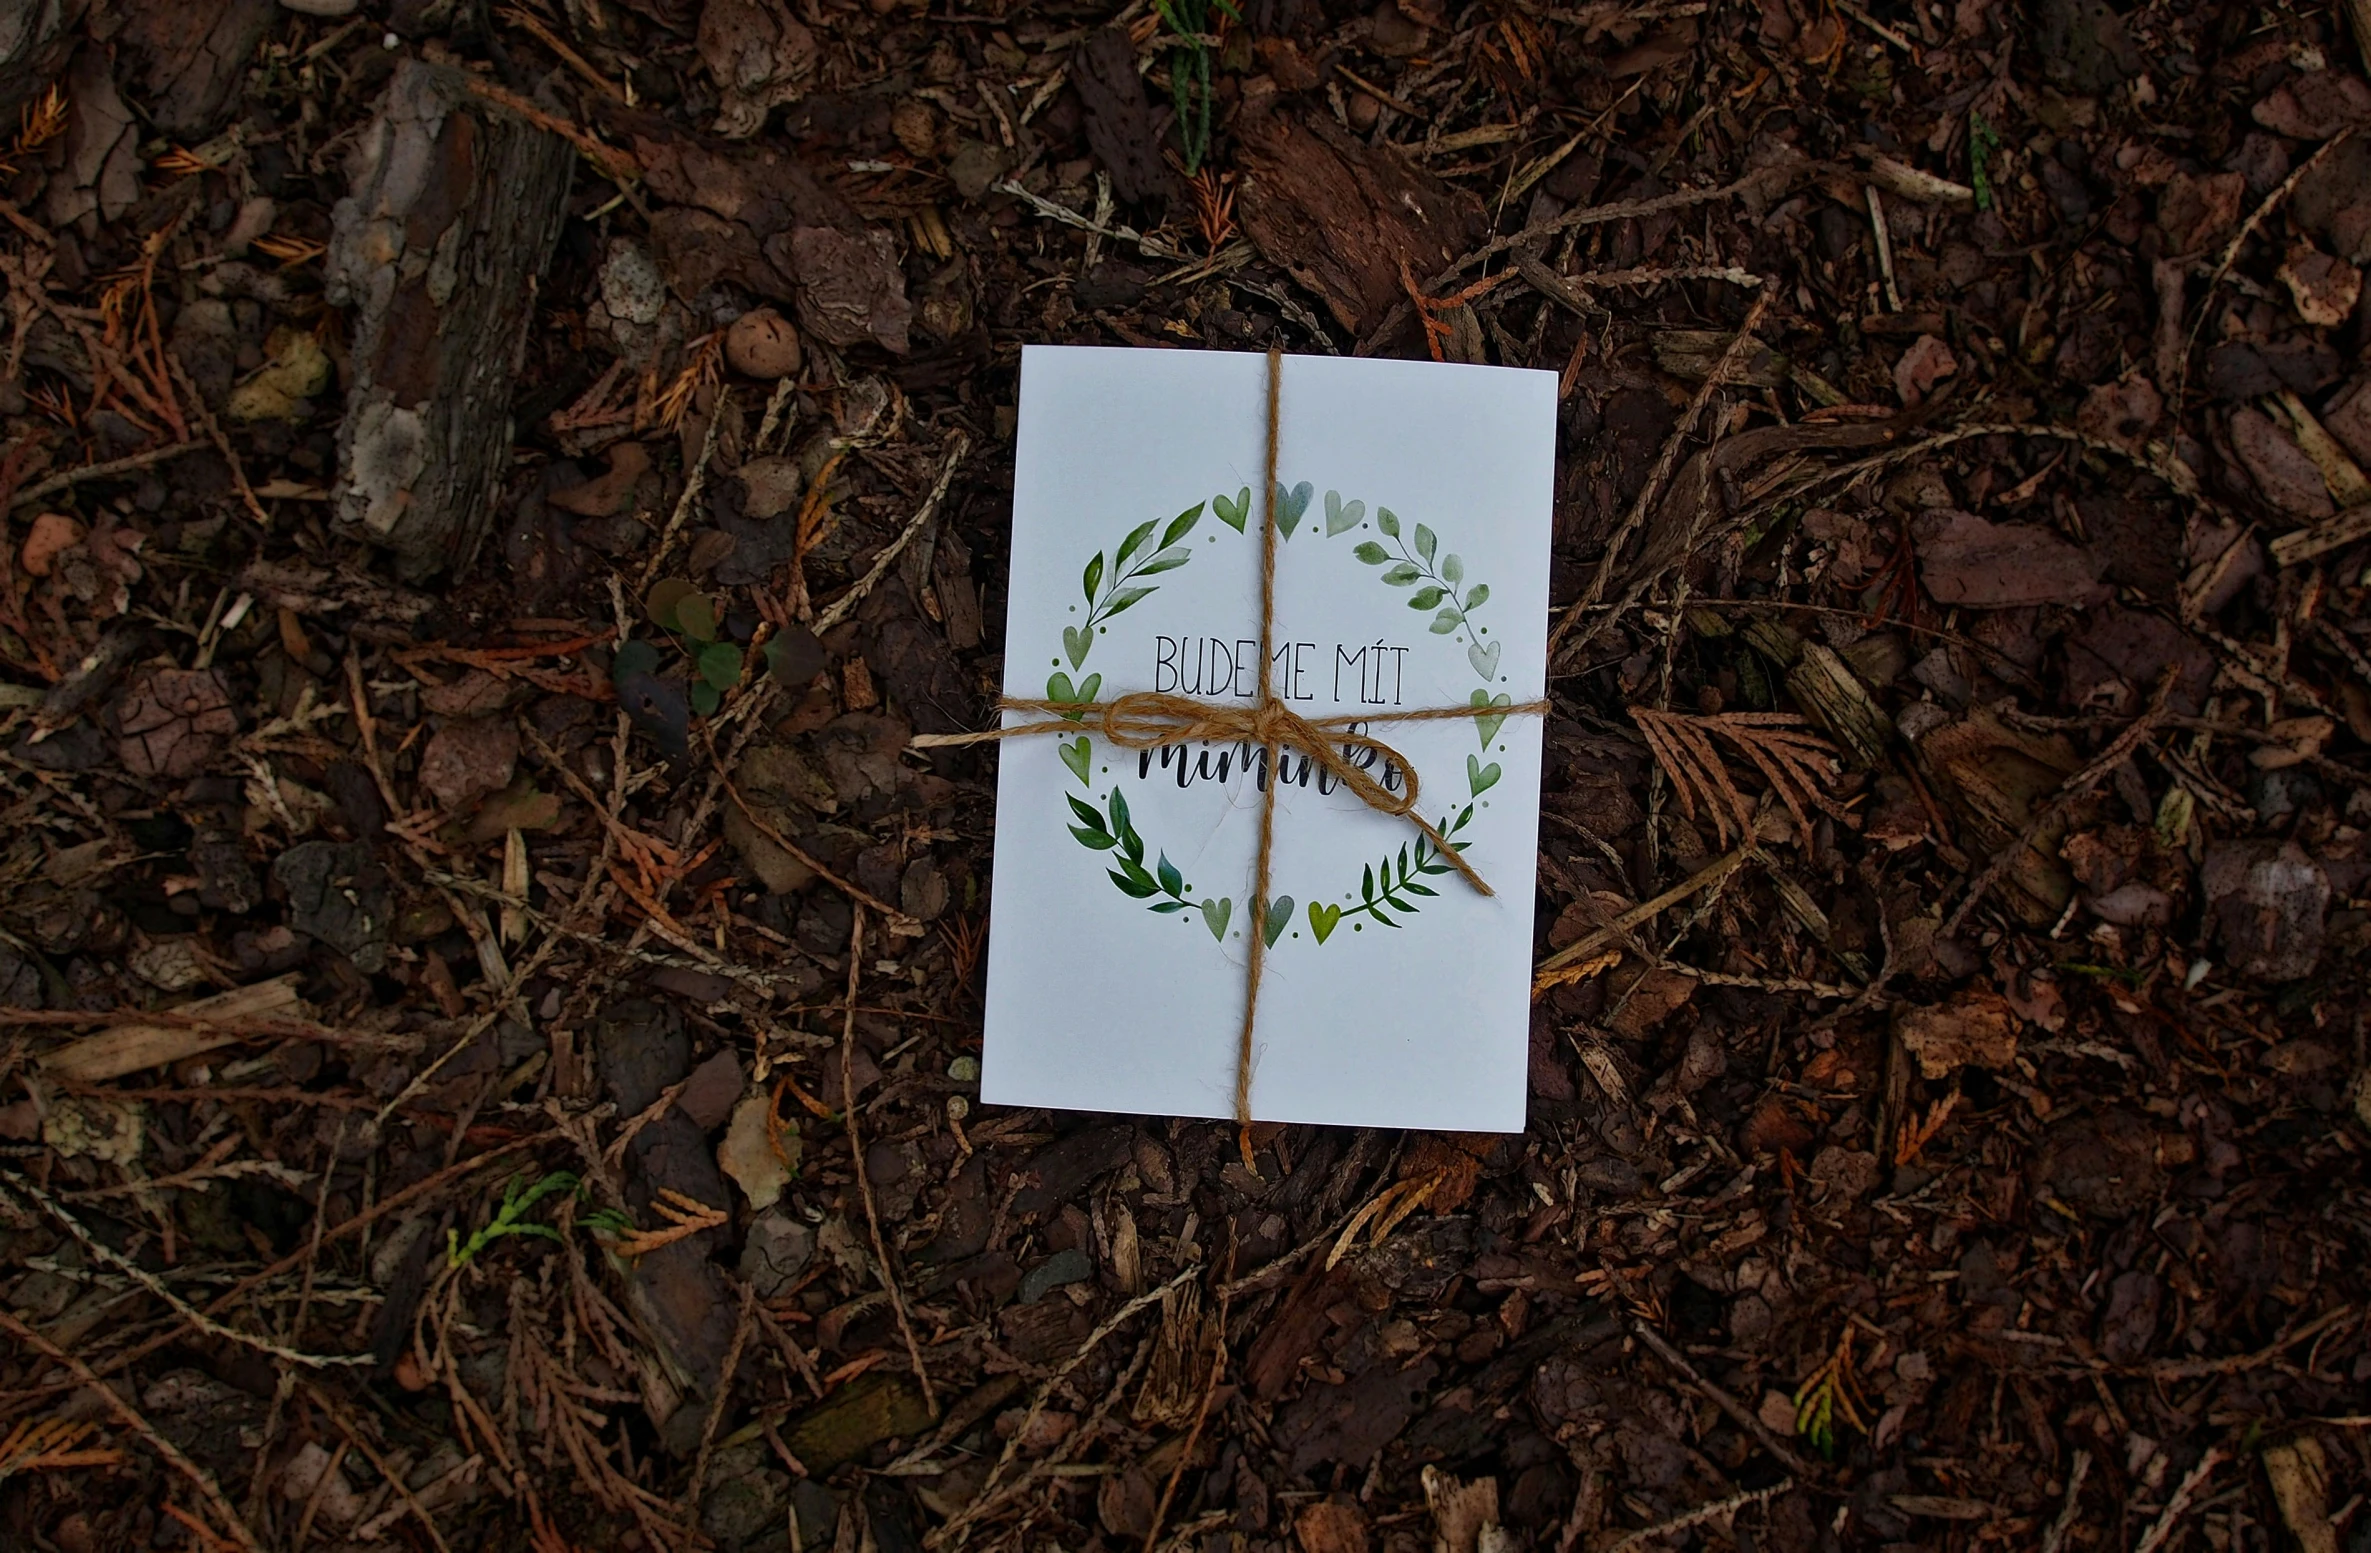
[1,0,2368,1550]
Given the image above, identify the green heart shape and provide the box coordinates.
[1063,625,1091,669]
[1200,897,1232,942]
[1060,737,1091,784]
[1214,486,1250,532]
[1048,671,1100,721]
[1467,754,1502,797]
[1324,490,1365,536]
[1470,689,1510,748]
[1262,895,1294,947]
[1467,637,1502,682]
[1273,480,1312,537]
[1307,900,1342,944]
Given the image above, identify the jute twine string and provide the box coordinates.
[917,349,1547,1129]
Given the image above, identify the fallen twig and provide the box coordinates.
[1534,840,1762,988]
[0,1170,372,1370]
[2038,1449,2092,1553]
[639,383,730,589]
[686,1281,759,1516]
[843,904,936,1418]
[1140,1301,1228,1553]
[814,430,970,634]
[7,439,213,508]
[2132,1446,2226,1553]
[1548,288,1774,658]
[1631,1319,1817,1479]
[2175,128,2356,414]
[1603,1479,1796,1553]
[1941,666,2178,939]
[0,1304,263,1553]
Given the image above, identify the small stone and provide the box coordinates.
[418,716,519,812]
[726,306,803,379]
[947,140,1008,202]
[599,240,668,329]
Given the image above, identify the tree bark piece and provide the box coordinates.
[328,62,575,580]
[0,0,86,125]
[1236,110,1484,335]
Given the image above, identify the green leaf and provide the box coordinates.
[1111,867,1160,898]
[1134,546,1191,576]
[1157,853,1184,898]
[1430,606,1461,634]
[645,578,699,633]
[1462,582,1489,611]
[1361,863,1375,903]
[613,638,661,681]
[1083,551,1106,605]
[1441,553,1463,585]
[674,591,717,643]
[1073,826,1119,849]
[1403,880,1438,897]
[1161,501,1205,549]
[1414,523,1436,564]
[1067,793,1108,835]
[689,681,720,716]
[1150,900,1188,913]
[1116,518,1160,569]
[1353,541,1389,564]
[1103,586,1155,619]
[1200,897,1232,940]
[1380,562,1422,586]
[1376,507,1400,538]
[1408,585,1446,610]
[697,642,744,692]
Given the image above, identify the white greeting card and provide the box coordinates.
[978,346,1555,1132]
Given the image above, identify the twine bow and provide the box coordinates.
[918,349,1546,1131]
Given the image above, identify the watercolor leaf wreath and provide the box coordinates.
[1050,485,1506,947]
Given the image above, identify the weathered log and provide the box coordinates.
[327,62,574,580]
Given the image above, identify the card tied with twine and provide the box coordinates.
[916,349,1547,1134]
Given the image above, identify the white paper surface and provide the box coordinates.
[980,346,1555,1132]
